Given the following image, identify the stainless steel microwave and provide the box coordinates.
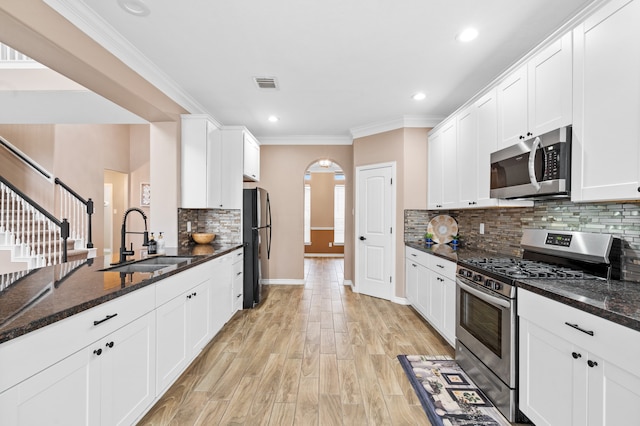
[490,126,571,200]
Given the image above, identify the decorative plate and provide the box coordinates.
[427,215,458,244]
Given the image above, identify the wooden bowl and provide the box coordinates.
[191,233,215,244]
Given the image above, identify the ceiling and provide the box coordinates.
[43,0,594,139]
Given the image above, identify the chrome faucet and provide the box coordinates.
[116,207,149,264]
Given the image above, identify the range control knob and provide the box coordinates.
[493,282,502,291]
[485,279,495,288]
[473,274,484,282]
[458,269,473,278]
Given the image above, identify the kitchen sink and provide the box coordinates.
[136,256,195,265]
[102,263,170,274]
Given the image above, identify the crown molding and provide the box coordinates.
[258,135,353,146]
[43,0,217,125]
[350,115,443,140]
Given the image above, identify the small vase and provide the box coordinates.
[425,238,433,245]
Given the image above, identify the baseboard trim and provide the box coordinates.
[261,279,306,285]
[394,296,411,305]
[304,253,345,258]
[344,280,355,290]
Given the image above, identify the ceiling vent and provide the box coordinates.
[254,77,279,90]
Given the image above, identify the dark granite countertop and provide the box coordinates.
[405,241,640,333]
[0,243,243,344]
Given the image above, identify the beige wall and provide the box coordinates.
[309,172,336,227]
[257,145,353,283]
[353,128,428,297]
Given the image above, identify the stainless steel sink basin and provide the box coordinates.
[136,256,195,265]
[103,263,170,274]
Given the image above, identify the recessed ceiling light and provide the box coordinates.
[117,0,150,17]
[412,92,427,101]
[268,115,279,123]
[456,28,479,43]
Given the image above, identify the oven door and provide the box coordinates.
[456,277,516,387]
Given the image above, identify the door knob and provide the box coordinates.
[359,236,366,241]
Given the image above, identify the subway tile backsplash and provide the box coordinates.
[177,208,242,247]
[405,200,640,282]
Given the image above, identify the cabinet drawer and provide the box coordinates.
[155,262,205,306]
[0,285,154,393]
[427,255,456,279]
[231,248,243,264]
[405,247,429,267]
[518,289,640,376]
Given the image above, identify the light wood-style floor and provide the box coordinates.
[138,258,454,425]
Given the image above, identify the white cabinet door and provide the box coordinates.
[528,31,573,136]
[156,294,189,394]
[497,65,529,148]
[181,116,222,208]
[475,90,499,206]
[220,131,243,210]
[0,349,98,426]
[414,263,430,317]
[519,317,584,426]
[427,272,444,331]
[210,256,233,337]
[405,258,419,307]
[187,279,212,355]
[441,120,459,208]
[572,0,640,202]
[243,133,260,182]
[427,129,444,209]
[457,105,478,207]
[99,312,156,426]
[588,356,640,426]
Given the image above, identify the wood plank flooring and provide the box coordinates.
[138,258,454,425]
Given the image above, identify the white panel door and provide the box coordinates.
[356,164,394,300]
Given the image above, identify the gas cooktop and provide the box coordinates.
[461,257,597,280]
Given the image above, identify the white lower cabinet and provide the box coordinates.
[519,289,640,426]
[0,251,242,425]
[156,277,211,394]
[405,247,456,346]
[0,312,155,426]
[231,249,244,312]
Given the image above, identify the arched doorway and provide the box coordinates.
[303,160,345,276]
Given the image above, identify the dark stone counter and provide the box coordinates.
[405,241,640,333]
[0,243,243,344]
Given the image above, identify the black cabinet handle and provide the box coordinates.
[588,360,598,368]
[436,264,445,269]
[106,341,114,348]
[519,135,525,140]
[412,263,417,268]
[359,236,366,241]
[94,313,118,326]
[237,272,242,276]
[237,294,242,298]
[564,322,594,336]
[187,294,192,299]
[93,348,102,356]
[527,132,533,136]
[572,352,582,359]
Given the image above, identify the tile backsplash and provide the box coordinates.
[405,200,640,282]
[177,208,242,247]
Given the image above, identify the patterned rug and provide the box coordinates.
[397,355,511,426]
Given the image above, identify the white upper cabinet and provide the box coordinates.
[456,103,478,207]
[528,32,573,136]
[572,0,640,202]
[427,120,458,209]
[497,65,530,148]
[427,128,444,209]
[497,31,572,148]
[181,116,243,209]
[243,132,261,182]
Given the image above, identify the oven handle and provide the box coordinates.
[457,278,511,309]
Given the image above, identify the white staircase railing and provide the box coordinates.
[0,181,68,268]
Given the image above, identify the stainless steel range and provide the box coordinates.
[455,229,620,422]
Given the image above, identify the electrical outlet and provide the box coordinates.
[187,221,192,232]
[479,223,485,234]
[329,242,333,247]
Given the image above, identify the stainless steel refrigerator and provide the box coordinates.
[242,188,271,308]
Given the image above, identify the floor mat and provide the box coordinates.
[398,355,511,426]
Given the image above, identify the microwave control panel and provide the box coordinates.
[542,143,564,180]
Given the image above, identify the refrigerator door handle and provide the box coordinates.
[266,194,272,259]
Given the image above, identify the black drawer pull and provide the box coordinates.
[564,322,594,336]
[572,352,582,359]
[436,264,444,269]
[237,272,242,276]
[588,360,598,368]
[94,313,118,326]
